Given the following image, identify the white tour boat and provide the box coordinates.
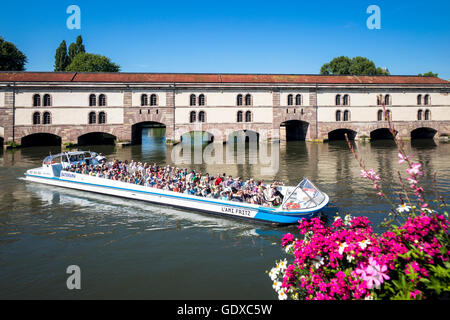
[23,151,329,225]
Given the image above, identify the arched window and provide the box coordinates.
[424,94,430,105]
[335,94,341,106]
[198,94,205,106]
[343,110,350,121]
[417,94,422,105]
[43,94,51,107]
[237,94,243,106]
[43,112,51,125]
[189,111,196,123]
[384,94,391,106]
[343,94,349,106]
[99,94,106,106]
[198,111,205,122]
[335,110,341,121]
[417,109,423,121]
[89,111,96,124]
[295,94,302,106]
[190,94,196,106]
[89,94,96,106]
[377,95,382,105]
[237,111,243,123]
[385,109,391,121]
[33,94,41,107]
[245,111,252,122]
[141,94,148,106]
[150,94,157,106]
[377,109,383,121]
[425,109,431,120]
[33,112,41,125]
[245,94,252,106]
[287,94,293,106]
[98,112,106,124]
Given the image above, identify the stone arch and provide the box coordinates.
[180,130,215,143]
[411,127,438,139]
[227,129,260,143]
[77,132,117,146]
[328,128,357,141]
[370,128,395,140]
[21,132,62,147]
[131,121,166,145]
[280,120,309,141]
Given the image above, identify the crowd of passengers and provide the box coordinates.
[65,157,284,207]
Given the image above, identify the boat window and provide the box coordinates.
[281,178,325,210]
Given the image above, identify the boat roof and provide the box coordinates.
[43,151,96,161]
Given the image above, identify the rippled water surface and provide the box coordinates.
[1,130,449,299]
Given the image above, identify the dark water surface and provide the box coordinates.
[1,130,449,299]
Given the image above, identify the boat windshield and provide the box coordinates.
[281,178,326,210]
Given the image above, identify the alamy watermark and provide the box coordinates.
[66,5,81,30]
[366,5,381,30]
[66,265,81,290]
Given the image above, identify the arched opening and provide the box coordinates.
[77,132,116,146]
[370,128,395,140]
[21,133,62,147]
[181,131,214,144]
[131,121,166,145]
[0,126,4,148]
[280,120,309,141]
[411,127,437,139]
[227,130,260,144]
[328,129,357,141]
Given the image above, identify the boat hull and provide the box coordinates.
[24,171,327,225]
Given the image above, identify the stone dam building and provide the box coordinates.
[0,72,449,147]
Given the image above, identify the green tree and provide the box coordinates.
[0,37,27,71]
[68,35,86,61]
[65,52,120,72]
[320,56,389,75]
[54,40,70,71]
[418,71,438,77]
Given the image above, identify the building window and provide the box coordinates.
[33,94,41,107]
[287,94,293,106]
[89,111,96,124]
[377,109,383,121]
[335,94,341,106]
[377,95,382,105]
[198,111,205,122]
[384,94,391,106]
[43,94,51,107]
[245,111,252,122]
[295,94,302,106]
[89,94,97,106]
[424,94,430,105]
[343,110,350,121]
[98,112,106,124]
[190,94,196,106]
[237,111,243,123]
[33,112,41,125]
[385,109,391,121]
[335,110,341,121]
[99,94,106,106]
[43,112,51,125]
[141,94,148,106]
[424,109,431,120]
[245,94,252,106]
[189,111,196,123]
[343,94,349,106]
[237,94,243,106]
[417,109,423,120]
[198,94,205,106]
[150,94,158,106]
[417,94,422,105]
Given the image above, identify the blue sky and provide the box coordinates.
[1,0,449,78]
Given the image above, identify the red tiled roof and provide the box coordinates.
[0,72,448,85]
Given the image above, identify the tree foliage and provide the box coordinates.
[320,56,389,76]
[418,71,438,77]
[54,40,70,71]
[68,35,86,61]
[65,52,120,72]
[0,37,27,71]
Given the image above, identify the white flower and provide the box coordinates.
[272,280,282,292]
[397,204,411,213]
[338,242,348,255]
[278,259,287,270]
[278,290,288,300]
[364,295,374,300]
[359,239,371,250]
[344,214,352,226]
[334,216,342,222]
[313,256,325,269]
[346,254,355,263]
[269,267,279,281]
[284,243,293,253]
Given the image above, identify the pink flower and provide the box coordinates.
[398,153,410,164]
[406,162,423,176]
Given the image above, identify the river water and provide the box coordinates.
[1,129,449,299]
